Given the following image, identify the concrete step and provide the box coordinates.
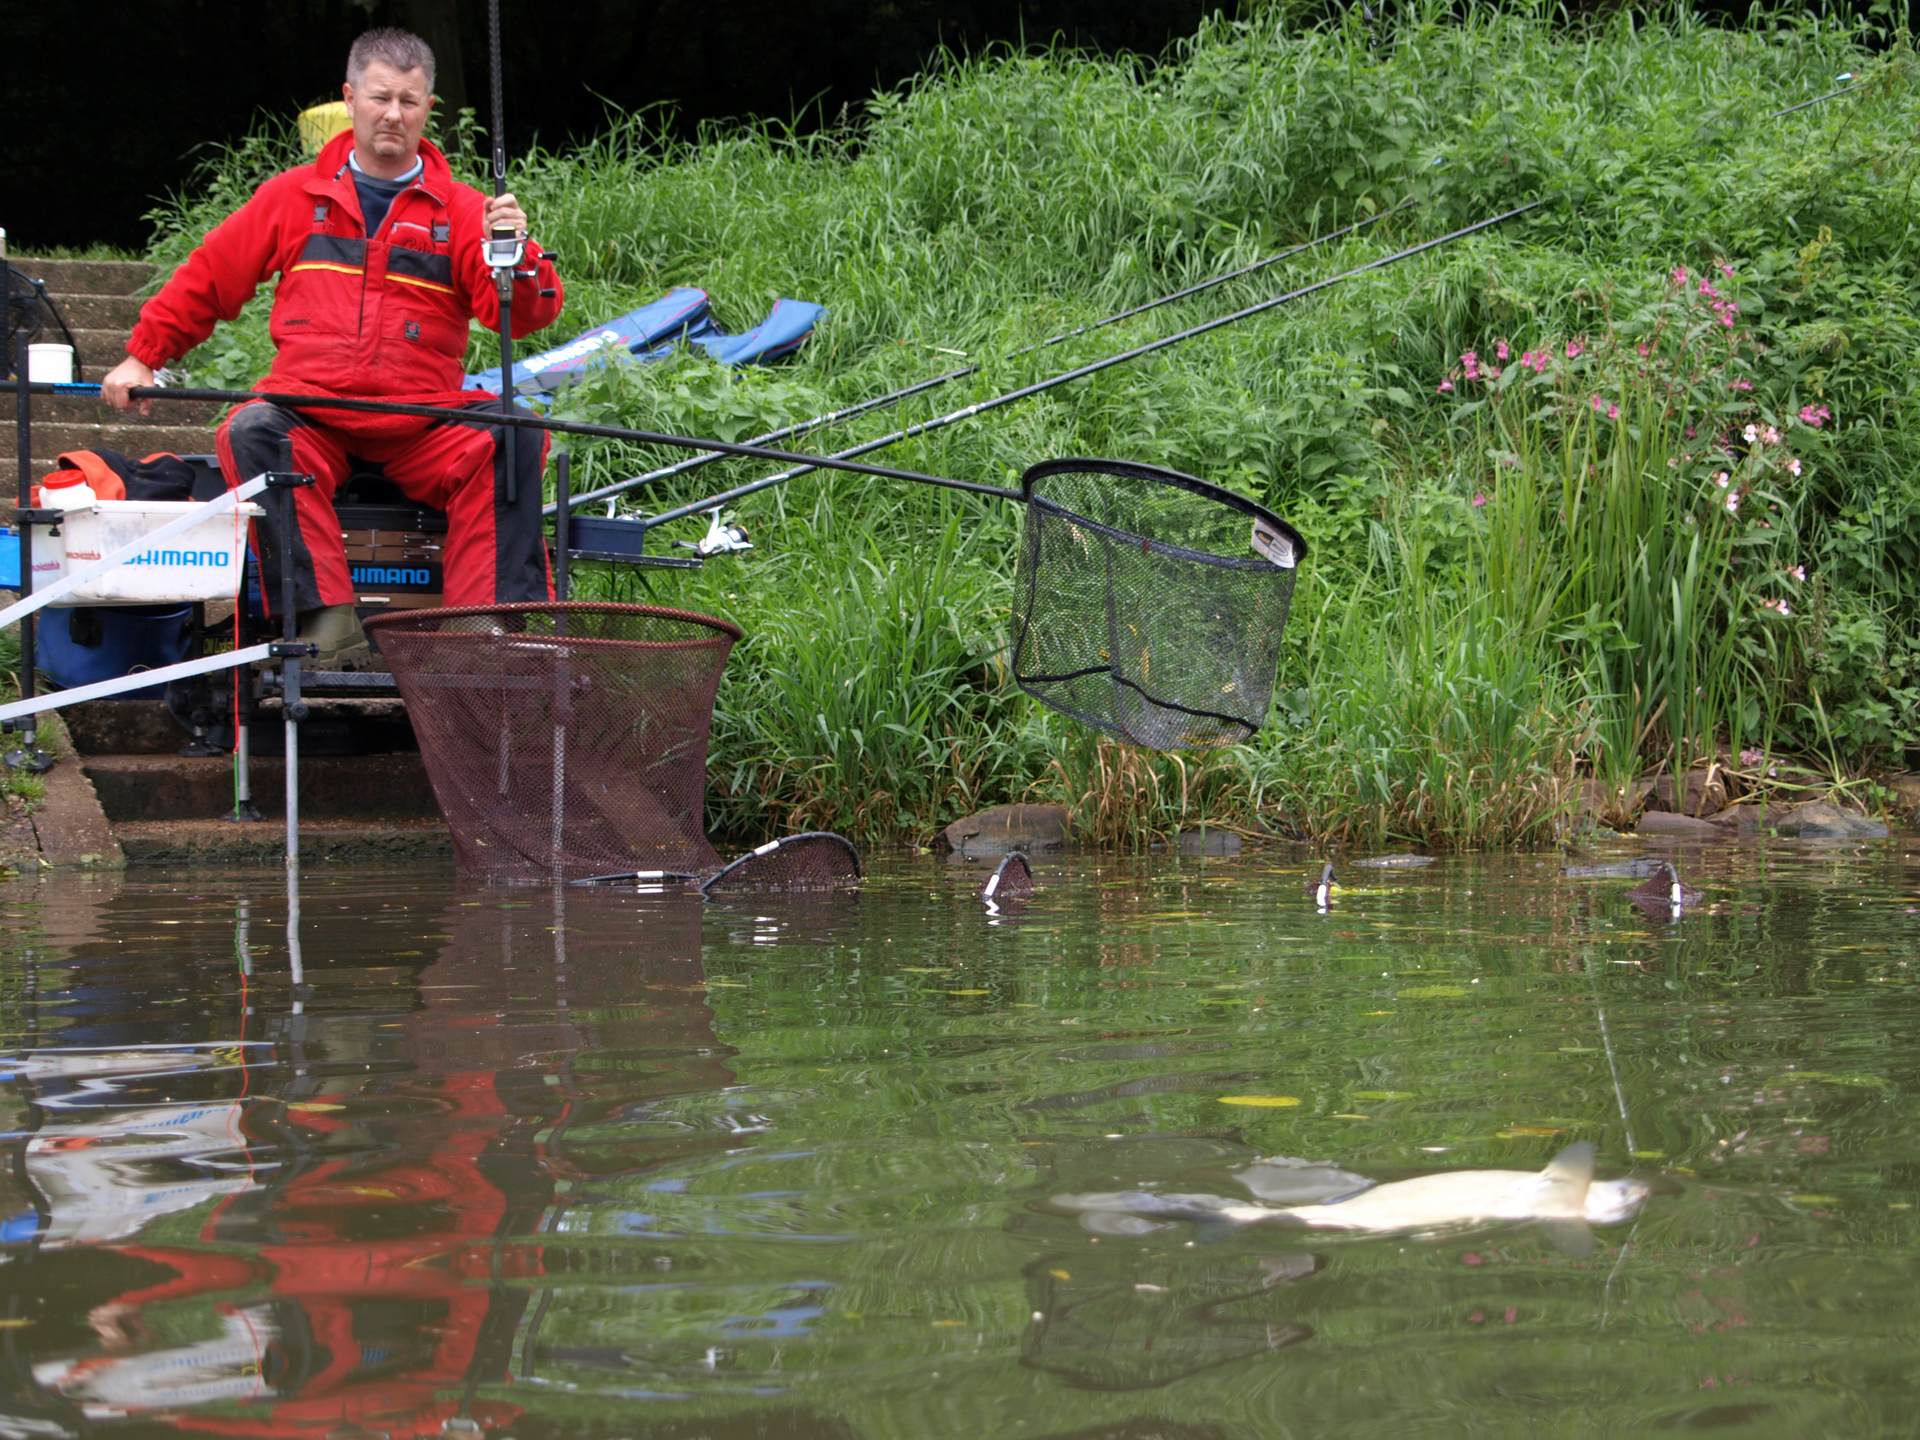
[63,699,189,756]
[115,816,451,866]
[69,329,140,367]
[33,293,145,331]
[11,258,154,296]
[82,750,441,824]
[0,421,215,463]
[19,330,139,375]
[7,392,225,426]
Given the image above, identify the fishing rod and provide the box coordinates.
[553,197,1416,516]
[9,377,1023,502]
[6,203,1542,518]
[628,71,1867,538]
[634,199,1548,535]
[484,0,522,506]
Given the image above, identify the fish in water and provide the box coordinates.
[1053,1141,1649,1252]
[1307,862,1337,909]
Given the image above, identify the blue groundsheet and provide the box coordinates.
[468,289,824,397]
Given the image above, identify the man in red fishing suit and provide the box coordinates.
[101,27,564,669]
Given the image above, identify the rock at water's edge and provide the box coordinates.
[1635,810,1722,839]
[942,803,1072,856]
[1771,801,1890,840]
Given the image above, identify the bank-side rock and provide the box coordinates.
[1176,827,1242,857]
[1771,801,1890,840]
[1885,774,1920,820]
[942,803,1072,856]
[1707,802,1770,835]
[1635,810,1722,839]
[1649,765,1730,817]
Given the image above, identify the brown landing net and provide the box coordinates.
[700,832,863,895]
[367,603,741,883]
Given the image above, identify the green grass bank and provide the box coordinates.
[147,1,1920,849]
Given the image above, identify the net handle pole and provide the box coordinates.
[6,379,1026,504]
[556,198,1415,515]
[634,200,1547,534]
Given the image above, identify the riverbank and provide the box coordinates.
[131,4,1919,848]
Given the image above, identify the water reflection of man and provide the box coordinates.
[6,884,735,1436]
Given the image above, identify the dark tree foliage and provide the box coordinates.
[2,0,1218,250]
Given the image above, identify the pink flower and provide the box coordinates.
[1460,350,1480,380]
[1698,279,1720,299]
[1590,394,1606,412]
[1729,378,1753,392]
[1787,565,1806,582]
[1671,266,1689,287]
[1495,339,1510,361]
[1798,403,1831,428]
[1437,379,1453,394]
[1725,490,1741,514]
[1637,341,1651,357]
[1786,457,1801,476]
[1740,748,1763,766]
[1762,425,1780,445]
[1760,597,1790,616]
[1715,472,1730,487]
[1719,262,1735,278]
[1607,403,1620,420]
[1566,339,1584,359]
[1472,491,1488,508]
[1743,423,1759,443]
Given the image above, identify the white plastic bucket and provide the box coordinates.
[32,499,261,606]
[26,344,74,384]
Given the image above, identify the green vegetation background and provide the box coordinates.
[147,1,1920,849]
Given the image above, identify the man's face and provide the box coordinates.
[342,59,431,174]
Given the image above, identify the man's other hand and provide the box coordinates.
[102,356,156,415]
[483,192,529,240]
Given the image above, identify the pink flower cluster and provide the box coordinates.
[1672,262,1740,327]
[1797,403,1831,429]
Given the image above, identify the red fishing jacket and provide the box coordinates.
[127,131,563,399]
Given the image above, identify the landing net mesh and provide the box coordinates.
[1011,458,1306,749]
[981,852,1035,904]
[701,832,863,895]
[368,603,740,883]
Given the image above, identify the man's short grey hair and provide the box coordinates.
[347,28,435,91]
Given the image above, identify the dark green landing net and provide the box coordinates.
[1010,459,1305,749]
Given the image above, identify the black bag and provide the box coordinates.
[49,447,197,502]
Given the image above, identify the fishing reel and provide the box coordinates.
[677,512,752,558]
[482,225,525,272]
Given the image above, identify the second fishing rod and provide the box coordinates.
[11,201,1543,523]
[552,197,1414,517]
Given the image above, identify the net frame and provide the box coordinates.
[367,601,741,883]
[699,832,863,895]
[1010,457,1306,750]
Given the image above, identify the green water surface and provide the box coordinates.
[1,842,1916,1437]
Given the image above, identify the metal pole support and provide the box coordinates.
[261,473,316,867]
